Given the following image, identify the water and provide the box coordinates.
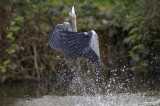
[15,93,160,106]
[0,83,160,106]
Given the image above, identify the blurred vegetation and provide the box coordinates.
[0,0,160,85]
[107,0,160,71]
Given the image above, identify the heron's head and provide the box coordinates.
[69,5,76,20]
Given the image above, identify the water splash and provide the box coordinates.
[15,92,160,106]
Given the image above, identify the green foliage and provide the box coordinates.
[7,32,14,41]
[128,51,139,62]
[107,0,160,70]
[140,62,148,67]
[7,16,24,42]
[15,16,24,22]
[6,49,15,55]
[2,15,24,73]
[0,60,11,73]
[0,0,12,3]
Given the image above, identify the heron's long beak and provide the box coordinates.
[69,5,76,14]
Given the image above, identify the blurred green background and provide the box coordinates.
[0,0,160,85]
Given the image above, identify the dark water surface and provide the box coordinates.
[0,83,160,106]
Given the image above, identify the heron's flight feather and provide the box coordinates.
[49,22,102,68]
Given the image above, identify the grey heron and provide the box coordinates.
[49,5,102,68]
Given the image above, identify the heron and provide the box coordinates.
[49,5,102,68]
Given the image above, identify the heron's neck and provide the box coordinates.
[72,18,77,32]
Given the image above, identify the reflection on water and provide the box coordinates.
[0,83,160,106]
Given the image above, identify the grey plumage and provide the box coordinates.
[49,22,102,68]
[49,5,102,68]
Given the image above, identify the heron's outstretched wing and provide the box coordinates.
[49,24,102,68]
